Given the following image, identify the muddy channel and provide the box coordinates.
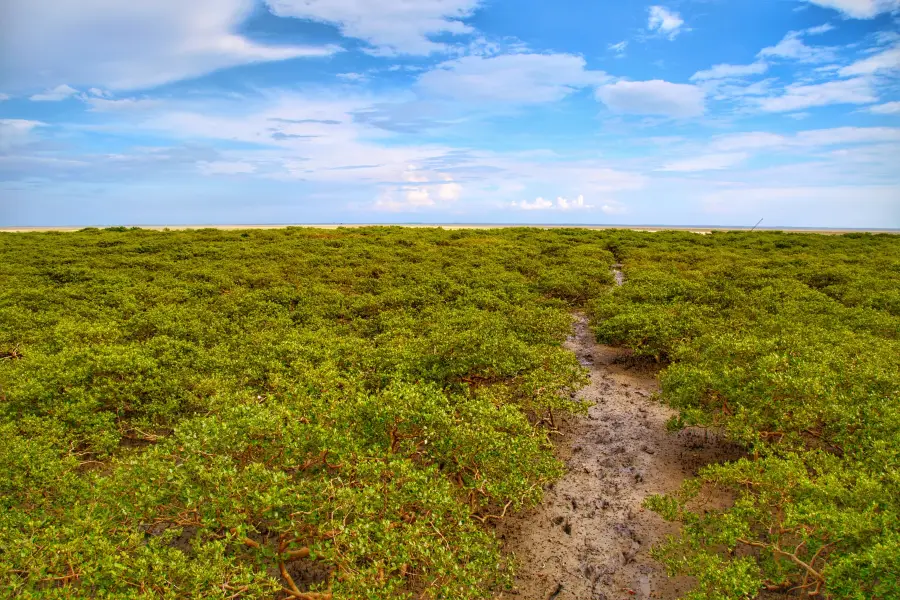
[495,313,740,600]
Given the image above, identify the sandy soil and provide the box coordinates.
[495,313,741,600]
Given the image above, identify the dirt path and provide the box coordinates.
[496,313,738,600]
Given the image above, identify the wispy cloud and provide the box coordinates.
[30,84,79,101]
[691,61,768,82]
[2,0,340,91]
[756,77,877,112]
[608,41,628,57]
[839,45,900,76]
[417,53,609,104]
[659,152,750,172]
[647,6,685,40]
[263,0,482,55]
[803,0,900,19]
[758,30,838,63]
[867,101,900,114]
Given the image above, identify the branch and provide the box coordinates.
[473,499,513,523]
[737,538,825,583]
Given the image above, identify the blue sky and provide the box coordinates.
[1,0,899,227]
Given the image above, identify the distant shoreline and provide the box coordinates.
[1,224,898,234]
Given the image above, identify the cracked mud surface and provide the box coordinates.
[496,315,740,600]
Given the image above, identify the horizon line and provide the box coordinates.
[3,223,899,234]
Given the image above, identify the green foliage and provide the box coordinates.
[590,230,900,599]
[3,227,897,599]
[0,227,606,599]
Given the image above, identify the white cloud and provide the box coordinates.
[609,41,628,56]
[29,84,79,101]
[417,53,609,104]
[601,202,627,215]
[337,72,369,82]
[513,197,553,210]
[511,195,594,210]
[197,161,256,175]
[438,180,463,201]
[557,195,593,210]
[596,80,705,118]
[1,0,339,91]
[659,152,750,172]
[711,132,789,151]
[706,78,776,101]
[264,0,481,55]
[648,6,685,40]
[85,97,162,112]
[691,61,768,81]
[805,24,836,35]
[375,167,462,210]
[712,126,900,151]
[804,0,900,18]
[758,31,838,63]
[757,77,877,111]
[839,45,900,76]
[0,94,10,101]
[0,119,43,150]
[48,88,643,210]
[868,101,900,114]
[797,126,900,145]
[88,88,109,97]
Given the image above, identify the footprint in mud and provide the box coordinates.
[495,313,740,600]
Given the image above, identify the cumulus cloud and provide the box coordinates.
[1,0,339,91]
[264,0,481,55]
[756,77,877,112]
[647,6,685,40]
[659,152,750,172]
[691,61,768,81]
[804,0,900,18]
[511,195,594,210]
[839,45,900,76]
[375,167,462,210]
[29,84,79,101]
[513,197,553,210]
[417,53,609,104]
[596,80,705,118]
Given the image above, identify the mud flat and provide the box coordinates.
[496,315,741,600]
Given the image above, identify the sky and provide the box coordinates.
[1,0,899,228]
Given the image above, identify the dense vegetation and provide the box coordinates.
[1,227,897,599]
[0,227,611,599]
[589,231,899,599]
